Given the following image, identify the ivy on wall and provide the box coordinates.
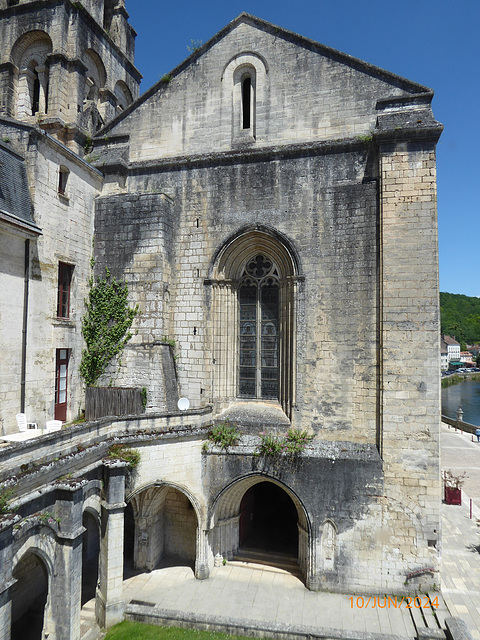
[80,268,138,387]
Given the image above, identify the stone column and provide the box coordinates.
[50,481,86,640]
[35,65,48,114]
[96,460,127,629]
[0,514,21,640]
[194,527,210,580]
[45,54,68,121]
[305,522,320,591]
[0,62,17,117]
[99,88,116,125]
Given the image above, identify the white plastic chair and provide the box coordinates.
[16,413,38,431]
[45,420,62,432]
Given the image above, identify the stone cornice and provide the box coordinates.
[101,137,372,175]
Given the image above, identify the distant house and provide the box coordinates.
[441,342,448,370]
[442,335,461,369]
[460,351,474,364]
[467,345,480,358]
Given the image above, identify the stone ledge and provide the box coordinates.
[125,603,415,640]
[445,617,474,640]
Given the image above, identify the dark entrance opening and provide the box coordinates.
[11,552,48,640]
[239,482,298,557]
[123,501,135,578]
[82,511,100,605]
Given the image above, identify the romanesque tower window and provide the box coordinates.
[223,54,267,144]
[239,255,279,398]
[31,67,40,114]
[11,31,52,120]
[232,65,256,139]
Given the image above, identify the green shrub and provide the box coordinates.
[257,429,313,457]
[0,487,15,514]
[206,421,240,449]
[107,444,140,468]
[80,267,138,387]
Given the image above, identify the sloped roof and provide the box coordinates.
[443,335,460,346]
[0,140,40,235]
[98,12,432,137]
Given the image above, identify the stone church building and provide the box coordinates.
[0,1,443,638]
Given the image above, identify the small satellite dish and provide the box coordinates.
[177,397,190,411]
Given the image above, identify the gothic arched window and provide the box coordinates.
[239,255,279,399]
[208,229,301,418]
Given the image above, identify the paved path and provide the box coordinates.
[80,421,480,639]
[441,423,480,639]
[122,562,420,638]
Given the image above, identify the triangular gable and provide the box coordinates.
[97,12,431,137]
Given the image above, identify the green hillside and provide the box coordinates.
[440,292,480,345]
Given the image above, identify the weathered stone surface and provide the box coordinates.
[0,6,443,639]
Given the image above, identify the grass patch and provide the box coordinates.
[104,621,251,640]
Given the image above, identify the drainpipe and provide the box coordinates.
[20,239,30,413]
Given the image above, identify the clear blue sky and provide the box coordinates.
[127,0,479,297]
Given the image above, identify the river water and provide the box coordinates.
[441,379,480,426]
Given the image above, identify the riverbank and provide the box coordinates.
[441,372,480,389]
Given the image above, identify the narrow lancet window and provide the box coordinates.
[242,76,251,129]
[31,70,40,115]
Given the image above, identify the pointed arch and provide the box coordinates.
[207,227,302,417]
[125,481,206,577]
[210,473,311,581]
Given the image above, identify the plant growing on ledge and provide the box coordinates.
[205,420,241,450]
[257,428,313,457]
[80,267,138,387]
[0,487,16,515]
[107,444,140,469]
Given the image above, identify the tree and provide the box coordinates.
[80,268,138,387]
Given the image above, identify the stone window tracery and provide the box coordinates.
[239,255,279,399]
[208,229,300,418]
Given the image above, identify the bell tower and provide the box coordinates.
[0,0,141,153]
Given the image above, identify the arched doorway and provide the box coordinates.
[239,481,298,556]
[212,475,309,581]
[82,511,100,605]
[11,551,48,640]
[126,485,199,574]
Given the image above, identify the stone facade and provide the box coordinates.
[0,7,444,640]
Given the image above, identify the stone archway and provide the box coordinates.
[82,510,100,605]
[207,226,303,418]
[211,474,310,581]
[11,551,49,640]
[125,484,201,576]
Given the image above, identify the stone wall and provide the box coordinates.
[0,126,103,431]
[96,146,379,436]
